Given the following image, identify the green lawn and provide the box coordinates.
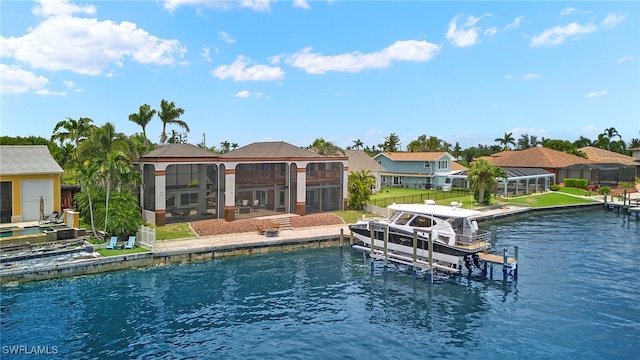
[371,187,482,209]
[97,247,149,256]
[332,210,379,223]
[156,223,195,240]
[507,192,598,207]
[557,187,592,196]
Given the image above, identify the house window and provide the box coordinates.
[393,176,402,185]
[438,160,448,170]
[424,162,430,169]
[377,161,382,165]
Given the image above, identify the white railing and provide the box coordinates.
[136,225,156,252]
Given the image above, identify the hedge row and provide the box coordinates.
[564,178,588,189]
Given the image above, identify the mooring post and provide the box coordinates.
[339,228,343,253]
[369,223,375,272]
[428,232,434,284]
[502,247,508,282]
[514,245,519,280]
[383,226,388,271]
[349,230,353,247]
[413,229,418,279]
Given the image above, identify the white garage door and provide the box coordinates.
[21,179,54,221]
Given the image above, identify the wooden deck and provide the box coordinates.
[478,252,517,265]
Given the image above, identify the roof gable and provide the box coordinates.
[374,152,453,161]
[345,150,385,172]
[141,143,217,159]
[579,146,638,166]
[0,145,63,175]
[222,141,333,159]
[481,147,595,168]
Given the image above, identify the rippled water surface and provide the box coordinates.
[1,209,639,359]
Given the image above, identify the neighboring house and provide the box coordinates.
[0,145,64,223]
[344,150,385,192]
[480,146,635,186]
[373,152,465,190]
[578,146,639,183]
[135,142,348,225]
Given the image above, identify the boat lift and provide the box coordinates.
[339,225,518,283]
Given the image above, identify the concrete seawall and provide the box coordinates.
[0,203,605,285]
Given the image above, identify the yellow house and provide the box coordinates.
[0,145,64,223]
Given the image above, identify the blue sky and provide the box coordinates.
[1,0,638,150]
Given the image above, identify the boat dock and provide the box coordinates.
[603,193,640,219]
[346,225,518,283]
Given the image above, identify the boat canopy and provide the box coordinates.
[387,203,481,219]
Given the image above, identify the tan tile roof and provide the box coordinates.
[480,146,595,168]
[579,146,639,166]
[380,152,450,161]
[450,161,467,171]
[222,141,344,159]
[345,150,385,172]
[141,143,217,158]
[0,145,63,175]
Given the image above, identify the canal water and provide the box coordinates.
[1,209,638,359]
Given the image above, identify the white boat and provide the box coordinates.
[348,202,492,273]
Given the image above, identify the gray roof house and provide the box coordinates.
[0,145,64,223]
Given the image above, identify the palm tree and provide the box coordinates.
[379,133,401,152]
[128,104,156,146]
[629,138,640,149]
[220,140,231,153]
[352,139,364,150]
[51,117,94,162]
[494,132,516,151]
[74,161,99,238]
[96,149,130,233]
[603,127,621,141]
[309,138,345,156]
[573,136,593,149]
[348,170,376,209]
[468,159,507,205]
[158,99,188,144]
[425,136,442,152]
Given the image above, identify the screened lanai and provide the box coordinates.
[450,167,555,197]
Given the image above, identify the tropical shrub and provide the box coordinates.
[75,189,142,237]
[348,170,375,210]
[550,184,561,191]
[598,186,612,195]
[620,182,636,190]
[563,178,588,189]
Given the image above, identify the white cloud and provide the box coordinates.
[293,0,310,9]
[484,27,497,36]
[234,90,263,98]
[283,40,440,74]
[585,90,607,98]
[1,2,186,75]
[35,89,66,96]
[615,56,634,64]
[504,16,524,30]
[63,80,75,88]
[211,55,285,81]
[0,64,50,95]
[218,30,236,44]
[521,73,540,80]
[505,73,540,80]
[201,47,211,62]
[447,16,479,47]
[163,0,273,12]
[602,13,625,28]
[530,22,597,47]
[560,7,576,17]
[32,0,96,17]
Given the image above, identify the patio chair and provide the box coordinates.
[124,235,136,249]
[251,199,260,212]
[256,224,266,235]
[105,236,118,250]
